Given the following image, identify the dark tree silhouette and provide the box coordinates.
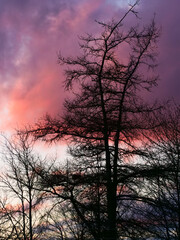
[0,134,45,240]
[29,1,161,239]
[139,104,180,239]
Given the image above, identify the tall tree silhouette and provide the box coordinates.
[30,1,160,239]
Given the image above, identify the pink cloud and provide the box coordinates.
[0,0,116,130]
[0,0,179,131]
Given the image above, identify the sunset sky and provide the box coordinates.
[0,0,179,132]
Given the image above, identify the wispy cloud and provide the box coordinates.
[0,0,179,130]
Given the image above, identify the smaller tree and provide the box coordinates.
[0,133,45,240]
[137,104,180,239]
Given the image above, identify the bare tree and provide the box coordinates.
[29,1,160,239]
[0,196,25,240]
[138,104,180,239]
[0,133,45,240]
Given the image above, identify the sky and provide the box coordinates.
[0,0,179,132]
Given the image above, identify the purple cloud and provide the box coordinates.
[0,0,179,130]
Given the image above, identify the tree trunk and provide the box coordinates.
[106,182,117,240]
